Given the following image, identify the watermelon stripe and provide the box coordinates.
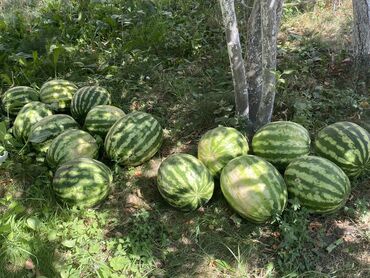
[252,121,311,170]
[105,112,163,166]
[47,129,99,168]
[220,155,287,223]
[198,126,249,177]
[157,154,214,211]
[53,158,112,208]
[2,86,40,116]
[284,156,351,214]
[315,121,370,177]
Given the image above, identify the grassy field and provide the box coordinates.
[0,0,369,277]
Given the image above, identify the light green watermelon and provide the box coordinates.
[198,126,249,176]
[29,114,80,153]
[71,86,111,121]
[13,101,53,142]
[2,86,39,116]
[284,156,351,214]
[314,121,370,178]
[47,129,99,168]
[104,111,163,166]
[84,105,125,137]
[220,155,287,223]
[40,79,78,111]
[252,121,311,169]
[53,158,112,208]
[157,153,214,211]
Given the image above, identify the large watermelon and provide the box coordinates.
[314,121,370,178]
[220,155,287,223]
[284,156,351,214]
[40,79,77,111]
[53,158,112,208]
[29,114,80,153]
[157,153,214,211]
[71,86,111,121]
[84,105,125,137]
[13,101,53,142]
[252,121,311,169]
[47,129,99,168]
[105,112,163,166]
[2,86,39,116]
[197,126,249,176]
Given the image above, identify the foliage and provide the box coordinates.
[0,0,369,277]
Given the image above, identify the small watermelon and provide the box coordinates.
[252,121,311,169]
[47,129,99,168]
[157,153,214,211]
[40,79,78,111]
[13,101,53,142]
[314,121,370,178]
[29,114,80,153]
[84,105,125,137]
[105,111,163,166]
[198,126,249,176]
[71,86,111,121]
[220,155,287,223]
[284,156,351,214]
[2,86,39,116]
[53,158,112,208]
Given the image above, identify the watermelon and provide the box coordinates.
[40,79,78,111]
[157,153,214,211]
[71,86,111,121]
[314,121,370,178]
[84,105,125,137]
[13,101,53,142]
[53,157,112,208]
[29,114,80,153]
[284,156,351,214]
[252,121,311,169]
[47,129,99,168]
[197,126,249,177]
[2,86,39,116]
[105,111,163,166]
[220,155,287,223]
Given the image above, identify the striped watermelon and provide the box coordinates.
[53,157,112,208]
[2,86,39,116]
[105,112,163,166]
[284,156,351,214]
[157,153,214,211]
[71,86,111,121]
[13,101,53,142]
[197,126,249,176]
[252,121,311,169]
[29,114,79,153]
[47,129,99,168]
[314,121,370,178]
[40,79,77,111]
[84,105,125,137]
[220,155,287,223]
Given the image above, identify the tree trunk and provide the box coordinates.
[246,0,284,131]
[352,0,370,86]
[219,0,249,118]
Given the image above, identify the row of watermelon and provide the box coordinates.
[157,122,369,223]
[1,80,164,208]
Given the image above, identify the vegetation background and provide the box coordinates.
[0,0,369,277]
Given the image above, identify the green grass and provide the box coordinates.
[1,0,369,277]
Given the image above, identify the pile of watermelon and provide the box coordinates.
[1,80,369,224]
[1,80,163,208]
[157,121,369,224]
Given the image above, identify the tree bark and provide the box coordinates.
[352,0,370,86]
[246,0,284,131]
[219,0,249,118]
